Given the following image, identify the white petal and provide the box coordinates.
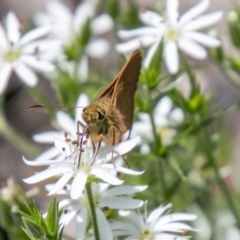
[183,32,221,47]
[86,39,109,58]
[164,41,179,74]
[33,147,61,162]
[166,0,179,25]
[78,55,88,81]
[156,222,198,232]
[56,111,75,136]
[71,171,88,199]
[148,204,172,224]
[76,208,88,239]
[6,12,20,44]
[33,131,63,143]
[20,56,54,72]
[184,11,223,31]
[0,24,8,49]
[91,14,113,35]
[96,208,113,240]
[155,96,172,116]
[73,2,95,33]
[103,185,147,197]
[118,27,159,39]
[100,197,144,209]
[115,166,144,175]
[75,94,89,123]
[116,39,141,53]
[117,35,159,53]
[47,173,73,195]
[170,108,184,124]
[54,138,72,156]
[0,63,12,94]
[155,233,186,240]
[139,9,163,27]
[91,168,123,185]
[14,63,38,86]
[180,0,209,25]
[20,25,51,46]
[143,41,160,68]
[23,156,65,166]
[23,164,73,184]
[60,209,76,226]
[178,38,207,59]
[97,136,140,162]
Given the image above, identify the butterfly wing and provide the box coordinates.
[97,50,142,130]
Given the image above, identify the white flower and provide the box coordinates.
[35,0,113,80]
[132,96,184,153]
[32,94,89,162]
[112,203,198,240]
[23,131,143,199]
[0,12,56,94]
[116,0,222,74]
[50,183,147,240]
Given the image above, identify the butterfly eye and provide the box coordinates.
[98,111,105,120]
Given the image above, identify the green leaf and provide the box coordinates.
[22,217,45,240]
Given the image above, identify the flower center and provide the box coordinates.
[4,46,20,62]
[164,25,180,41]
[140,229,154,240]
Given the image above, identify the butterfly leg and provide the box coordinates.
[91,139,102,165]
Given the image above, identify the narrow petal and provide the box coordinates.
[86,39,109,58]
[118,27,159,39]
[23,165,73,184]
[0,63,12,94]
[103,185,148,197]
[56,111,75,136]
[73,2,95,33]
[20,56,54,72]
[166,0,179,25]
[6,12,20,44]
[139,9,163,27]
[183,32,221,47]
[20,25,51,46]
[75,94,89,123]
[0,24,8,49]
[116,39,142,53]
[91,168,123,185]
[71,171,88,199]
[183,11,223,31]
[155,233,187,240]
[47,173,73,195]
[91,14,113,35]
[100,197,144,209]
[148,204,172,225]
[115,166,144,175]
[96,208,113,240]
[117,35,159,53]
[78,55,88,81]
[178,38,207,59]
[76,208,88,239]
[33,147,61,162]
[143,41,160,68]
[180,0,209,25]
[23,156,66,166]
[97,136,140,162]
[33,131,63,144]
[155,96,172,116]
[156,222,198,232]
[164,41,179,74]
[14,63,38,86]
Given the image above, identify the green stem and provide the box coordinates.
[0,97,39,157]
[85,183,100,240]
[147,89,166,199]
[200,130,240,229]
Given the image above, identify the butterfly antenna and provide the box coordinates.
[27,105,84,109]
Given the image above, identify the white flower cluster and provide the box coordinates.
[116,0,222,74]
[23,94,198,239]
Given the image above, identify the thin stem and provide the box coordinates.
[85,182,100,240]
[147,89,166,199]
[0,97,39,157]
[200,130,240,229]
